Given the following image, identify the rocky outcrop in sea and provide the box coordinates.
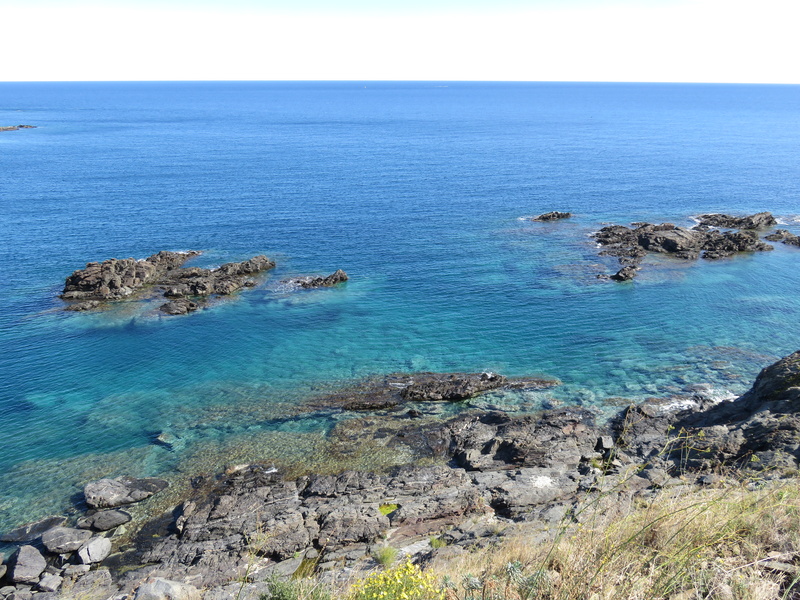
[594,212,783,281]
[3,351,800,599]
[60,252,275,314]
[531,211,571,222]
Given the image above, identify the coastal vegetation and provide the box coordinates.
[256,475,800,600]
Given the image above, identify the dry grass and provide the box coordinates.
[426,477,800,600]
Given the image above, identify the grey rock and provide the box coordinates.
[133,578,201,600]
[84,476,169,509]
[77,510,132,531]
[41,526,93,554]
[60,568,118,600]
[37,574,63,593]
[0,516,67,543]
[9,546,46,584]
[5,590,32,600]
[78,537,112,564]
[0,565,5,580]
[62,564,91,578]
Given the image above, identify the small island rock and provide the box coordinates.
[283,269,348,289]
[531,211,572,222]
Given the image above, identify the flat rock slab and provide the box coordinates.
[84,476,169,509]
[0,515,66,543]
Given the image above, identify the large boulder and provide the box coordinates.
[9,546,47,583]
[41,526,93,553]
[84,476,168,509]
[78,537,112,564]
[77,509,132,531]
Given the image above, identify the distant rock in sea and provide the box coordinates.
[531,211,572,222]
[0,124,37,132]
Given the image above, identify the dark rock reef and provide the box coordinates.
[765,229,800,247]
[531,211,572,222]
[308,371,559,412]
[594,213,781,281]
[696,211,777,230]
[282,269,348,289]
[60,251,275,315]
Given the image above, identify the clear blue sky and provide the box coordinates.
[1,0,796,82]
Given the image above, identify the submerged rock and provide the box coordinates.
[310,371,558,412]
[0,516,66,543]
[84,476,169,509]
[531,211,571,222]
[400,372,507,402]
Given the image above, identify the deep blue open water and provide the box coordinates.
[2,81,800,537]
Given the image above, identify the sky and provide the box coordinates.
[0,0,797,83]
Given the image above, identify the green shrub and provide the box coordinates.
[372,544,398,567]
[429,536,447,549]
[260,575,331,600]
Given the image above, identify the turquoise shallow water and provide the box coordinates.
[1,82,800,537]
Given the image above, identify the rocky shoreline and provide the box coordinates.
[3,350,800,599]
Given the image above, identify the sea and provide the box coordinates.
[2,81,800,543]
